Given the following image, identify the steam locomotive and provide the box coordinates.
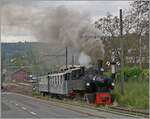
[38,60,115,105]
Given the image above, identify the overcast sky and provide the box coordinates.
[1,0,131,42]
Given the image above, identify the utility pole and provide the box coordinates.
[66,47,68,69]
[72,55,74,67]
[139,35,142,80]
[120,9,124,95]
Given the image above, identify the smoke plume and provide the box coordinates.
[31,6,104,65]
[78,52,91,67]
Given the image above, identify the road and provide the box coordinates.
[2,92,132,118]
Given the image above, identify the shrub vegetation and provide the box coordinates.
[114,79,149,109]
[105,66,149,109]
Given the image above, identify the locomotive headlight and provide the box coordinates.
[112,82,115,86]
[93,76,96,80]
[86,82,90,86]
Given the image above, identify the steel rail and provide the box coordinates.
[109,106,149,118]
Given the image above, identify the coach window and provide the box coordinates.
[59,76,61,85]
[74,70,77,79]
[61,75,62,84]
[56,76,57,85]
[59,76,60,84]
[53,77,55,84]
[76,69,80,78]
[50,80,52,84]
[60,75,62,84]
[58,76,59,85]
[50,76,52,80]
[64,74,67,80]
[53,76,55,85]
[59,75,60,83]
[57,76,58,85]
[61,75,63,84]
[68,73,70,80]
[57,76,59,85]
[52,77,53,84]
[56,76,58,85]
[54,76,55,85]
[72,71,75,80]
[51,77,52,84]
[55,76,57,85]
[51,77,53,84]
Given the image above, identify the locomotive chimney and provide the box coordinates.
[97,59,104,75]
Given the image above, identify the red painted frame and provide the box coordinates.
[96,93,112,105]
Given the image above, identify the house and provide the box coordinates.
[11,68,28,82]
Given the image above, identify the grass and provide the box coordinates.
[114,80,149,109]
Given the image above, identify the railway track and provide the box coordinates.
[108,106,149,118]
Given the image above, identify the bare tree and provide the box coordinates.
[129,1,149,69]
[94,1,149,68]
[95,12,120,37]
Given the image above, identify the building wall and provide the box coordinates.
[11,70,28,82]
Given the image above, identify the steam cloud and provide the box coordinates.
[78,52,91,67]
[31,6,104,65]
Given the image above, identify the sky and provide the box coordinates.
[1,0,131,43]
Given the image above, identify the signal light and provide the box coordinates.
[106,61,110,66]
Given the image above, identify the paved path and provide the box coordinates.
[2,92,132,118]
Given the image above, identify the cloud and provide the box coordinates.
[1,35,36,43]
[1,1,130,42]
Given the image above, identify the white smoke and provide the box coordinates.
[78,52,91,67]
[31,6,105,65]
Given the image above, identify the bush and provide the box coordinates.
[124,66,142,80]
[114,80,149,109]
[142,69,149,80]
[105,66,148,81]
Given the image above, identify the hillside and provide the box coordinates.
[1,42,81,75]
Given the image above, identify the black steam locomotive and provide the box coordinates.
[38,60,115,105]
